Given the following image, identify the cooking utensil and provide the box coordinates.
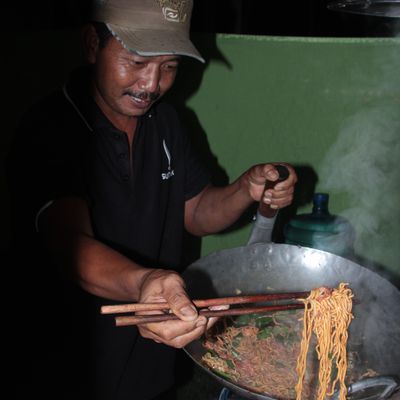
[100,291,310,315]
[183,213,400,399]
[101,291,309,326]
[113,303,305,326]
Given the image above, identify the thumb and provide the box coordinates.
[264,165,279,181]
[167,291,198,322]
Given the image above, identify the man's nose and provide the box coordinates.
[138,66,160,93]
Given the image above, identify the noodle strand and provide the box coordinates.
[295,283,354,400]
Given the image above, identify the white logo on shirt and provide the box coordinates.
[161,139,175,180]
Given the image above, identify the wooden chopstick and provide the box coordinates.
[115,303,305,326]
[101,291,309,315]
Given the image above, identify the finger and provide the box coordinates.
[167,322,208,348]
[266,187,294,208]
[263,186,294,205]
[139,317,207,348]
[203,304,229,330]
[274,179,296,192]
[270,195,294,209]
[270,186,295,199]
[148,272,198,322]
[206,316,220,330]
[166,290,198,322]
[273,165,297,190]
[264,165,279,181]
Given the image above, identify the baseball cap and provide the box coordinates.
[92,0,204,63]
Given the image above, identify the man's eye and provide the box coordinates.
[164,63,178,70]
[126,58,145,67]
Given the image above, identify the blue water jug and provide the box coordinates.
[284,193,355,258]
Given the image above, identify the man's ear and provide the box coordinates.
[81,24,100,64]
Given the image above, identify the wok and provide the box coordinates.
[183,214,400,400]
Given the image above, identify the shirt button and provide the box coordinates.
[119,153,127,159]
[114,134,120,139]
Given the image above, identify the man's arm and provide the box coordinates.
[39,197,210,348]
[184,163,296,236]
[39,197,150,301]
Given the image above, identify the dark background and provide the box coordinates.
[2,0,400,37]
[3,2,400,398]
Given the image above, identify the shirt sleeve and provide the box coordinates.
[6,96,88,234]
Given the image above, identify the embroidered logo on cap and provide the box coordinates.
[157,0,188,23]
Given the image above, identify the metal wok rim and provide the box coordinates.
[183,243,400,400]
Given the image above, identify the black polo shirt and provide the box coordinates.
[7,68,210,400]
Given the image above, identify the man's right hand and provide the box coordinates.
[136,269,211,348]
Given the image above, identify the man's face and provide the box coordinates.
[91,36,180,118]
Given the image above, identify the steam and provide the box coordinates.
[318,43,400,275]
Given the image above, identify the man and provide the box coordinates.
[7,1,296,399]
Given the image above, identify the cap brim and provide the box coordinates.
[107,23,205,63]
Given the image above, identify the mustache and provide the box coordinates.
[126,90,161,102]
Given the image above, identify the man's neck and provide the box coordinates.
[93,92,138,145]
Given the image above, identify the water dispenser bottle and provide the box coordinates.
[284,193,355,258]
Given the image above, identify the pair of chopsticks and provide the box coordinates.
[101,291,309,327]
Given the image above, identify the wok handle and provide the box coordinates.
[332,376,400,400]
[247,210,276,245]
[247,165,289,245]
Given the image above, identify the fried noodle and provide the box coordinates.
[201,283,355,399]
[295,283,354,400]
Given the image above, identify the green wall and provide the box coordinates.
[183,34,400,281]
[2,31,399,281]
